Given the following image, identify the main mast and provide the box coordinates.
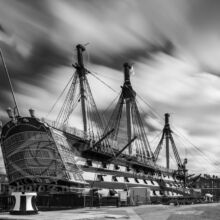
[105,62,153,160]
[76,44,87,133]
[123,63,134,155]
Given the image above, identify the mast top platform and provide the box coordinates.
[76,44,86,68]
[122,63,135,99]
[165,113,170,125]
[76,44,86,52]
[123,62,132,83]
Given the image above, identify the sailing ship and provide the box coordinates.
[0,44,197,205]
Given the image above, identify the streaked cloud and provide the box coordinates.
[0,0,220,175]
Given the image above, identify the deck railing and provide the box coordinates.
[43,119,175,174]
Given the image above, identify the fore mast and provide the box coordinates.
[56,44,109,144]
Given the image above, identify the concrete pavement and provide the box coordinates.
[0,203,220,220]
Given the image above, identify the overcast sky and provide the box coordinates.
[0,0,220,175]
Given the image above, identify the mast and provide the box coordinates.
[105,62,153,160]
[123,63,134,155]
[124,63,133,154]
[165,113,170,169]
[56,44,108,143]
[76,44,87,133]
[154,113,183,170]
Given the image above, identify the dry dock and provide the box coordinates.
[0,203,220,220]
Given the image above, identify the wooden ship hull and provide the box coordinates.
[0,44,199,207]
[0,117,192,204]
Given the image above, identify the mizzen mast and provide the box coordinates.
[165,113,170,169]
[154,113,184,169]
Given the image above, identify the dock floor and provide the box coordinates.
[0,203,219,220]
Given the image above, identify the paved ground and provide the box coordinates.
[0,203,220,220]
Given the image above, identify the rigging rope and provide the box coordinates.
[46,74,74,118]
[87,70,162,157]
[103,93,120,117]
[149,130,163,144]
[136,93,164,125]
[89,71,118,93]
[172,129,219,166]
[46,51,219,174]
[56,73,79,126]
[168,129,220,175]
[132,89,220,172]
